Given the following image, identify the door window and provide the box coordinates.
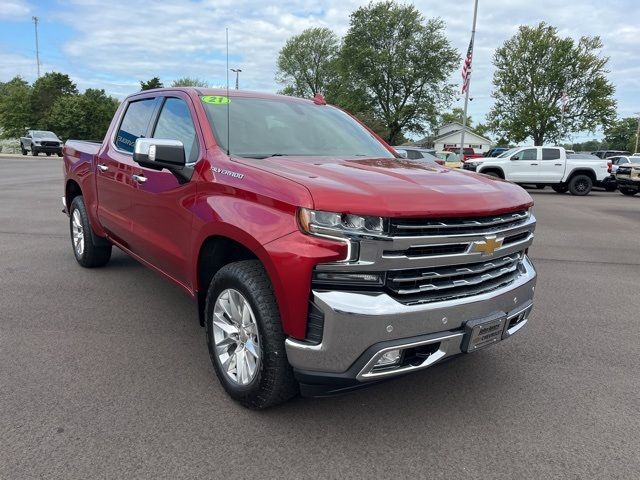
[542,148,561,160]
[153,98,199,163]
[115,98,157,152]
[512,148,537,161]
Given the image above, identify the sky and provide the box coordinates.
[1,0,639,142]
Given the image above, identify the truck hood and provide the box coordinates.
[237,156,533,217]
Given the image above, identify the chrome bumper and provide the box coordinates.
[286,255,536,378]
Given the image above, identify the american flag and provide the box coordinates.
[461,37,474,94]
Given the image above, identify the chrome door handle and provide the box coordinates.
[132,174,147,184]
[97,163,108,172]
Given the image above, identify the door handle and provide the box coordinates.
[530,163,538,165]
[132,174,147,184]
[554,163,562,166]
[97,163,108,172]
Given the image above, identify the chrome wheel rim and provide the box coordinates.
[212,289,261,386]
[71,209,84,256]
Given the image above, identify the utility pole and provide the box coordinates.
[230,68,242,89]
[635,112,640,154]
[459,0,478,159]
[32,16,41,78]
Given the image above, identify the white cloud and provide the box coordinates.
[0,0,30,19]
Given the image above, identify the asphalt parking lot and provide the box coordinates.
[1,155,639,479]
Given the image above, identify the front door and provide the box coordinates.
[127,96,200,286]
[508,147,539,183]
[96,97,159,245]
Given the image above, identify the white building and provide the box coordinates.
[416,122,492,154]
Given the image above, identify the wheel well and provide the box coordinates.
[479,167,504,179]
[196,236,258,326]
[65,180,82,207]
[567,169,596,183]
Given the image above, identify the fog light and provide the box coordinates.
[375,349,401,367]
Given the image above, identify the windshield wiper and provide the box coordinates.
[241,153,286,159]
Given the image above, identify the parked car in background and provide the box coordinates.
[592,150,631,159]
[615,161,640,196]
[463,146,608,195]
[435,151,462,168]
[20,130,63,156]
[444,147,483,161]
[484,147,509,158]
[394,146,444,165]
[61,87,538,408]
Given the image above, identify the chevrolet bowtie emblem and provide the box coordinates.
[472,236,504,255]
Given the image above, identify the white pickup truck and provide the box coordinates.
[462,146,608,196]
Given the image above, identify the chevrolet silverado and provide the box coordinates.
[62,88,537,408]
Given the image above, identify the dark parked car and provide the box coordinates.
[20,130,63,156]
[484,147,509,157]
[592,150,631,159]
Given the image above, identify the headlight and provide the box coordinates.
[297,208,385,238]
[466,161,480,167]
[34,141,41,145]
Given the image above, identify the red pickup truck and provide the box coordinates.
[445,146,484,161]
[62,88,537,408]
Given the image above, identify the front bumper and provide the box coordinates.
[615,177,640,190]
[34,144,62,153]
[286,255,536,396]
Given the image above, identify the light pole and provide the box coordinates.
[635,112,640,154]
[230,69,242,90]
[32,16,40,78]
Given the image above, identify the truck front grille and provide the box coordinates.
[313,209,536,305]
[389,209,529,236]
[386,251,524,304]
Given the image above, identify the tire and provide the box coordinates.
[205,260,298,409]
[568,175,593,196]
[483,171,500,178]
[20,144,27,155]
[620,188,638,196]
[536,184,546,190]
[69,196,112,267]
[46,152,51,157]
[552,185,568,193]
[57,152,63,157]
[604,185,617,192]
[31,147,38,156]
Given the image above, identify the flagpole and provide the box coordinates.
[460,0,478,160]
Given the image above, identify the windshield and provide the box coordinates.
[497,148,519,158]
[33,131,57,138]
[201,96,393,159]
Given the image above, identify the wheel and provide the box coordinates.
[620,188,638,196]
[68,196,112,267]
[536,184,546,190]
[31,147,38,156]
[20,144,27,155]
[46,152,51,156]
[205,260,298,409]
[552,185,568,193]
[57,152,63,157]
[568,175,593,196]
[604,184,617,192]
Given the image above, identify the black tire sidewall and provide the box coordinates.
[569,175,592,196]
[69,196,111,268]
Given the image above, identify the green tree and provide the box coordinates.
[171,77,209,87]
[47,89,119,141]
[439,108,472,127]
[604,117,639,152]
[489,22,616,145]
[474,122,491,138]
[276,27,340,97]
[0,76,33,138]
[30,72,78,128]
[338,1,460,144]
[140,77,163,90]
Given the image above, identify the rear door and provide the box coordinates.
[507,147,539,182]
[538,147,564,182]
[126,95,200,285]
[96,97,159,244]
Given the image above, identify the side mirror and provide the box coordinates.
[133,138,193,182]
[395,149,408,159]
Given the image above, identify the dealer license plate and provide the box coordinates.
[463,315,507,353]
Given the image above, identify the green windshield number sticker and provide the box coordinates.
[202,95,230,105]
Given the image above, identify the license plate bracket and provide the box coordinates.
[462,314,507,353]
